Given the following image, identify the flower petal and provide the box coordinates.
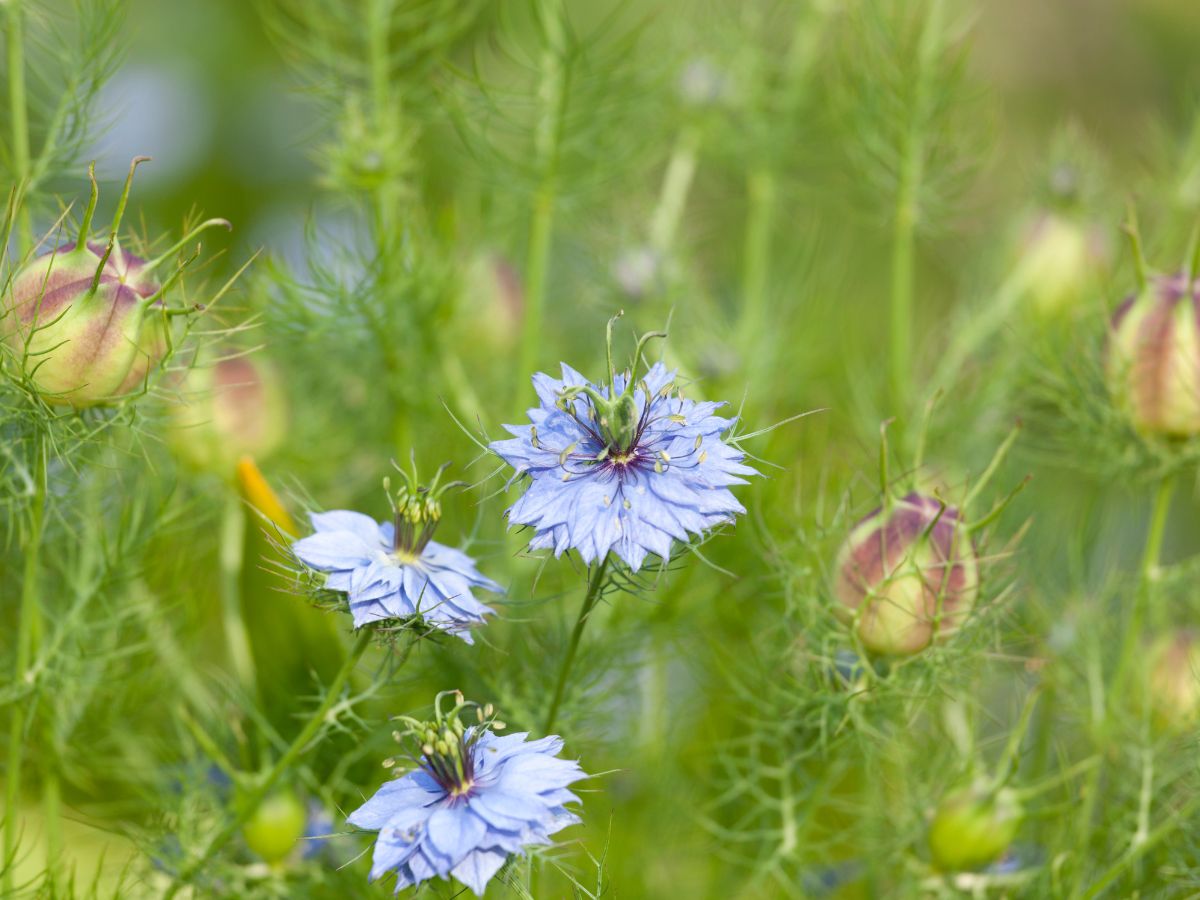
[426,806,488,862]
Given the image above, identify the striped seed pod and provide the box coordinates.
[833,493,979,656]
[1108,273,1200,437]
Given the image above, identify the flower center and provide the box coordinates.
[392,490,440,559]
[417,720,476,797]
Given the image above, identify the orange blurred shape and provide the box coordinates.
[236,456,298,538]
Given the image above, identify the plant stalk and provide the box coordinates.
[544,555,610,734]
[6,0,31,249]
[163,628,374,897]
[517,0,567,383]
[3,431,46,894]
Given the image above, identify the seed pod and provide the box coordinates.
[168,355,288,475]
[1019,211,1105,316]
[241,790,307,865]
[929,783,1022,872]
[1107,274,1200,437]
[1,159,229,407]
[833,493,979,656]
[1,240,162,406]
[1148,630,1200,731]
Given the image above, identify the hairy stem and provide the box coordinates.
[163,628,374,897]
[3,431,46,894]
[737,167,777,356]
[1070,475,1173,895]
[889,0,945,416]
[649,125,701,257]
[544,555,610,734]
[220,491,255,688]
[5,0,31,249]
[517,0,567,383]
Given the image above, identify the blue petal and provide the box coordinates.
[451,848,509,896]
[347,776,442,830]
[467,789,545,830]
[293,530,374,570]
[426,806,488,862]
[309,510,386,546]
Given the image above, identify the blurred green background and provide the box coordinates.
[10,0,1200,897]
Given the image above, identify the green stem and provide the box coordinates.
[1070,475,1173,896]
[1079,792,1200,899]
[3,432,45,894]
[163,628,374,898]
[220,491,255,689]
[1112,475,1173,701]
[737,167,777,355]
[543,556,610,734]
[889,0,944,416]
[6,0,31,249]
[517,0,566,383]
[649,125,701,256]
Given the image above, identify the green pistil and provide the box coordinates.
[384,459,464,559]
[558,314,668,455]
[393,692,504,798]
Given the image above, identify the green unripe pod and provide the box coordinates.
[168,355,287,475]
[1019,212,1105,317]
[1148,630,1200,731]
[929,783,1022,872]
[241,790,307,864]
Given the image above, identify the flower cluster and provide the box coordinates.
[348,693,588,896]
[292,464,500,642]
[491,356,755,571]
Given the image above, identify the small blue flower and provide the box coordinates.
[348,699,587,896]
[490,360,755,571]
[293,509,501,642]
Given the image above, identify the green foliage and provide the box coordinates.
[6,0,1200,897]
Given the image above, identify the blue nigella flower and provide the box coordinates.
[348,694,588,896]
[292,465,501,642]
[490,347,756,571]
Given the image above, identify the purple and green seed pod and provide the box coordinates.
[928,782,1022,873]
[1107,273,1200,437]
[2,241,160,406]
[0,158,228,407]
[168,355,288,476]
[833,493,979,656]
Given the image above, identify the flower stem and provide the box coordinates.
[219,491,255,688]
[517,0,567,384]
[1070,474,1173,896]
[163,628,373,897]
[3,430,46,896]
[5,0,31,249]
[649,125,701,257]
[737,167,776,357]
[889,0,944,417]
[1112,474,1173,700]
[543,556,611,734]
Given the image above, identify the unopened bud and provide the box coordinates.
[833,493,979,656]
[929,783,1022,872]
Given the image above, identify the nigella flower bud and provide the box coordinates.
[168,354,287,475]
[928,782,1022,872]
[1107,273,1200,437]
[833,493,979,656]
[0,158,230,407]
[1148,630,1200,731]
